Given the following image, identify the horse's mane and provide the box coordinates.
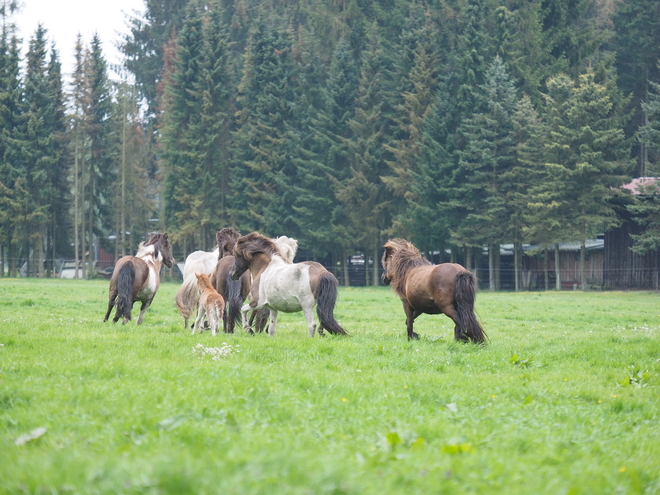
[273,236,298,263]
[384,238,431,294]
[235,232,279,260]
[216,228,241,259]
[138,233,169,259]
[196,272,214,290]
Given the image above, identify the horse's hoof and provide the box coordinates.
[409,333,420,340]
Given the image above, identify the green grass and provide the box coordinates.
[1,278,659,494]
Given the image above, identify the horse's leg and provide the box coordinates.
[136,298,153,325]
[192,306,206,335]
[302,304,318,337]
[103,291,117,322]
[241,304,253,334]
[267,309,279,336]
[443,306,469,342]
[403,301,420,340]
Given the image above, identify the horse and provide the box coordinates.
[192,273,225,336]
[175,227,239,328]
[212,229,299,334]
[230,232,347,337]
[103,233,175,325]
[381,238,487,344]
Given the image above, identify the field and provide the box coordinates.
[1,278,659,494]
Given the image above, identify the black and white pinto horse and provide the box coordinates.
[104,233,175,325]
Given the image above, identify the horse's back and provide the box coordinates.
[183,250,218,279]
[405,263,466,313]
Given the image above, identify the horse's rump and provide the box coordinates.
[115,260,136,321]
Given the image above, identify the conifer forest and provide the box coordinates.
[1,0,660,286]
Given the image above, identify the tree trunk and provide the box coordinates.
[514,242,520,292]
[342,249,350,287]
[555,243,561,290]
[544,247,549,291]
[373,243,379,286]
[80,148,87,279]
[489,244,495,291]
[580,240,586,290]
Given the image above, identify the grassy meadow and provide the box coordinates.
[1,278,659,494]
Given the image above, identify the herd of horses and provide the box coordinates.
[103,229,487,344]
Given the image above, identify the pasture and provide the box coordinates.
[1,278,659,494]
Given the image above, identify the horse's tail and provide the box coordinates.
[116,262,135,322]
[454,271,487,344]
[253,308,270,333]
[224,270,243,333]
[316,272,348,335]
[175,274,199,327]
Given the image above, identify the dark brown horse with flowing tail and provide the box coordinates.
[381,238,486,344]
[104,233,175,325]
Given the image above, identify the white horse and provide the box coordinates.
[175,247,220,328]
[230,232,346,337]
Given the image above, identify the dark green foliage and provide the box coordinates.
[161,3,234,249]
[1,0,656,284]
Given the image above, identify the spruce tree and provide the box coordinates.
[612,0,660,174]
[85,34,116,265]
[230,12,299,235]
[0,9,21,276]
[22,25,53,276]
[161,2,206,247]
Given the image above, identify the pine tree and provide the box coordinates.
[161,2,206,246]
[529,69,633,289]
[22,25,53,277]
[333,23,393,285]
[454,56,519,282]
[0,6,21,276]
[612,0,660,174]
[85,34,116,268]
[44,45,69,276]
[230,12,299,235]
[297,35,359,277]
[381,9,439,238]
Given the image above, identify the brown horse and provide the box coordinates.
[103,233,175,325]
[192,273,225,336]
[381,238,486,344]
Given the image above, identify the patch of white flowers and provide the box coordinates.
[614,324,658,333]
[192,342,239,360]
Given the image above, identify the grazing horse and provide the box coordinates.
[192,273,225,336]
[212,229,299,333]
[231,232,347,337]
[381,238,486,344]
[175,246,219,328]
[103,233,175,325]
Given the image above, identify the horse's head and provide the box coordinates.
[160,233,175,268]
[145,232,175,268]
[216,227,241,259]
[381,244,394,286]
[230,232,276,280]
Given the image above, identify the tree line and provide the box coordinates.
[1,0,660,288]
